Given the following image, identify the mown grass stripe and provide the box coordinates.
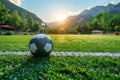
[0,51,120,57]
[0,35,120,52]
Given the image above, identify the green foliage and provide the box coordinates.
[109,14,120,32]
[99,12,112,30]
[0,3,41,32]
[74,23,92,34]
[27,17,34,31]
[33,21,41,32]
[0,55,119,79]
[88,12,120,33]
[72,12,120,34]
[90,18,101,30]
[0,2,9,25]
[11,11,22,30]
[20,14,28,31]
[76,24,83,33]
[0,0,43,25]
[90,12,112,31]
[27,17,41,32]
[0,35,120,52]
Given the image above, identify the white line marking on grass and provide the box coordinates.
[0,51,120,57]
[0,51,30,55]
[52,52,120,57]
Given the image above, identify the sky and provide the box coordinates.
[9,0,120,22]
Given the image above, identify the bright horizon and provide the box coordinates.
[9,0,120,22]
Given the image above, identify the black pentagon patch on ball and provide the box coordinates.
[29,34,53,57]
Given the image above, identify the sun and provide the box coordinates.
[56,13,66,21]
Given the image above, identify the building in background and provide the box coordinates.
[92,30,103,35]
[0,25,16,35]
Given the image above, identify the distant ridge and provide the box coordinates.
[76,3,120,24]
[47,2,120,28]
[0,0,48,28]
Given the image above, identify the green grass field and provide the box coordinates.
[0,35,120,79]
[0,35,120,52]
[0,54,119,80]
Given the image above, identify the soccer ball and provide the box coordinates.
[29,34,53,57]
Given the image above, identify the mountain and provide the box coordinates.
[47,2,120,29]
[0,0,48,27]
[77,3,120,23]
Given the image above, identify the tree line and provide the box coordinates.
[76,12,120,34]
[0,3,42,32]
[48,12,120,34]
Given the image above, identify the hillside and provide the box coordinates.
[0,0,46,26]
[77,3,120,23]
[47,3,120,29]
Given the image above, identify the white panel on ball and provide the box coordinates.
[30,43,37,53]
[36,34,46,38]
[47,35,52,40]
[44,43,52,52]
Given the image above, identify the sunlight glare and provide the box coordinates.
[56,13,66,21]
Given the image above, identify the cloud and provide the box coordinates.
[111,0,117,5]
[9,0,25,6]
[86,7,92,10]
[68,10,82,16]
